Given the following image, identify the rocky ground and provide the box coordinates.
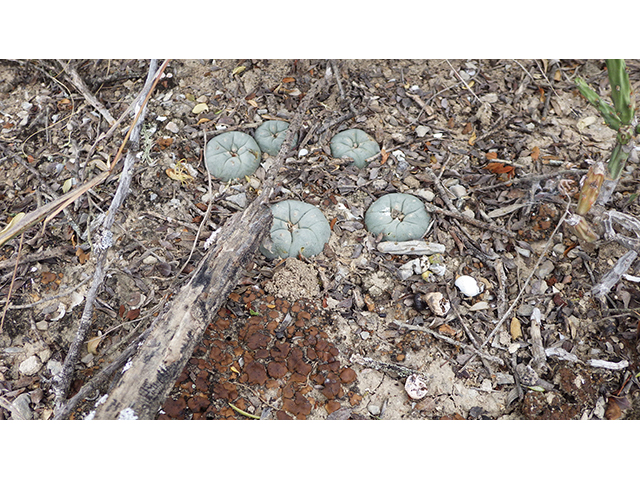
[1,59,639,420]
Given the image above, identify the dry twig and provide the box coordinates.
[52,60,166,415]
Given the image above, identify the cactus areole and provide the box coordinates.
[205,131,261,182]
[253,120,298,156]
[365,193,431,241]
[260,200,331,259]
[330,128,380,168]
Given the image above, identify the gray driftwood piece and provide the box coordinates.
[90,73,328,420]
[92,201,271,419]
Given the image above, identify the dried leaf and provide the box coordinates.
[380,148,389,165]
[0,213,25,236]
[438,324,457,336]
[462,122,473,134]
[126,309,140,320]
[62,178,74,194]
[485,151,498,160]
[468,129,477,146]
[247,99,258,108]
[87,336,102,355]
[282,77,296,83]
[76,247,90,264]
[510,317,522,340]
[192,103,209,115]
[484,162,516,179]
[531,146,540,161]
[232,65,246,76]
[157,137,173,149]
[41,272,57,285]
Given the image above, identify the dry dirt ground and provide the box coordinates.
[1,59,640,420]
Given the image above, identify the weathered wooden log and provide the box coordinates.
[91,201,271,419]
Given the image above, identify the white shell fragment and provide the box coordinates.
[424,292,451,316]
[404,374,429,400]
[377,241,445,256]
[455,275,484,297]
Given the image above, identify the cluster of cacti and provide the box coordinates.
[571,60,638,242]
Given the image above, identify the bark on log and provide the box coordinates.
[92,201,272,419]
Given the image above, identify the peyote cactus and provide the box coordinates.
[330,128,380,168]
[365,193,431,241]
[260,200,331,259]
[253,120,298,156]
[205,131,261,182]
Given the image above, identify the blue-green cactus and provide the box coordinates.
[205,131,261,182]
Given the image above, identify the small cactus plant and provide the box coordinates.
[260,200,331,259]
[365,193,431,241]
[330,128,380,168]
[205,131,261,182]
[253,120,298,156]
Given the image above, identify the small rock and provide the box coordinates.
[38,348,51,363]
[360,331,370,340]
[455,275,484,297]
[165,121,179,134]
[81,353,94,365]
[47,359,63,377]
[536,259,555,279]
[450,185,467,199]
[403,175,421,189]
[19,355,43,376]
[414,189,435,202]
[226,193,247,208]
[480,93,498,103]
[368,404,381,416]
[11,393,32,420]
[391,132,406,143]
[405,374,429,400]
[36,321,48,331]
[415,125,430,138]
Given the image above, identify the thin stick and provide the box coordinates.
[480,195,572,349]
[56,60,116,125]
[52,60,164,414]
[445,59,480,103]
[470,169,587,193]
[392,320,504,365]
[0,233,24,333]
[423,203,517,239]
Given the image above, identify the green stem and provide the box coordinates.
[606,59,635,125]
[575,77,622,131]
[228,402,261,419]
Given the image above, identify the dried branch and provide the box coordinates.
[52,60,165,415]
[56,60,116,125]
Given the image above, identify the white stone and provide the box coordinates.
[450,185,467,199]
[47,359,63,377]
[165,121,179,134]
[404,374,429,400]
[455,275,484,297]
[19,356,43,376]
[415,125,430,137]
[11,393,32,420]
